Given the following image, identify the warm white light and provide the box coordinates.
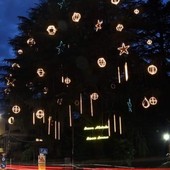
[12,105,21,114]
[97,57,106,68]
[147,65,158,75]
[95,20,103,32]
[72,12,81,22]
[90,92,99,100]
[36,109,45,119]
[134,9,140,14]
[111,0,120,5]
[142,97,150,109]
[27,38,36,46]
[117,43,130,55]
[8,117,15,124]
[46,25,57,35]
[163,133,170,141]
[116,24,124,32]
[37,68,45,77]
[147,39,152,45]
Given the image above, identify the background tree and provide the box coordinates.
[1,0,170,162]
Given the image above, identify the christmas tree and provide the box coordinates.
[2,0,170,163]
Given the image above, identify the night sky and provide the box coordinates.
[0,0,169,63]
[0,0,40,64]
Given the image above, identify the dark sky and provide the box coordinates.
[0,0,40,64]
[0,0,169,65]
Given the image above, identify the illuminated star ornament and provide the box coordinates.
[56,41,66,54]
[95,20,103,32]
[57,0,66,9]
[117,43,130,55]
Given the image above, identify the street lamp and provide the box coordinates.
[163,133,170,158]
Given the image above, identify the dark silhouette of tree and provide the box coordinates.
[1,0,170,163]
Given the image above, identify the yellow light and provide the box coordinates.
[116,24,124,32]
[117,43,130,56]
[46,25,57,35]
[12,105,21,114]
[84,127,94,130]
[147,64,158,75]
[97,57,106,67]
[72,12,81,22]
[111,0,120,5]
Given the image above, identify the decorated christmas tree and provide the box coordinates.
[2,0,170,162]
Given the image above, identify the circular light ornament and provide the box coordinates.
[97,57,106,68]
[116,24,124,32]
[37,68,45,77]
[147,64,158,75]
[72,12,81,22]
[12,105,21,114]
[27,38,36,46]
[18,49,23,55]
[134,8,140,14]
[8,117,15,124]
[111,0,120,5]
[46,25,57,35]
[90,92,99,100]
[36,109,45,119]
[149,96,158,105]
[64,77,71,85]
[147,39,152,45]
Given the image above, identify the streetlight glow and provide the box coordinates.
[163,133,170,141]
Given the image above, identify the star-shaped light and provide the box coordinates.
[95,20,103,32]
[56,41,66,54]
[117,43,130,55]
[57,0,65,9]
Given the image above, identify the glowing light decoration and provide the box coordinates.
[117,67,121,83]
[117,43,130,55]
[147,39,152,45]
[80,93,83,114]
[113,114,116,132]
[147,64,158,75]
[95,20,103,32]
[124,62,128,81]
[116,24,124,32]
[127,98,132,112]
[72,12,81,22]
[12,105,21,114]
[134,8,140,14]
[69,105,72,127]
[6,74,16,87]
[56,41,66,54]
[43,87,48,94]
[27,38,36,46]
[8,117,15,125]
[64,77,71,85]
[142,97,150,109]
[12,63,20,69]
[4,88,11,94]
[48,116,52,135]
[149,96,158,105]
[36,109,45,119]
[111,0,120,5]
[90,92,99,100]
[119,116,122,135]
[37,68,45,77]
[97,57,106,68]
[18,49,23,55]
[46,25,57,35]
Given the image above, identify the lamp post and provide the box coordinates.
[163,133,170,158]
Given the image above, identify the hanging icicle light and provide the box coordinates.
[97,57,106,68]
[124,62,128,81]
[48,116,52,135]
